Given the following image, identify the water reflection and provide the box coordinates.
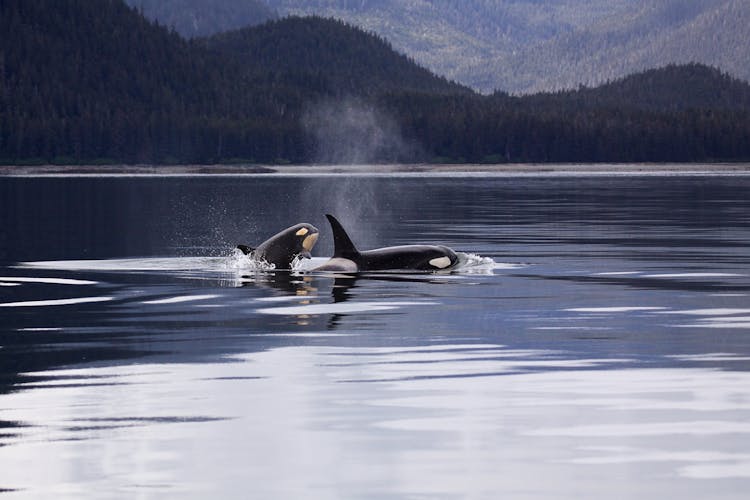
[1,344,749,498]
[2,174,750,498]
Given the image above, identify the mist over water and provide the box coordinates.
[302,97,422,165]
[236,95,430,251]
[299,175,389,252]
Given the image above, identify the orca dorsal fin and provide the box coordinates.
[326,214,359,258]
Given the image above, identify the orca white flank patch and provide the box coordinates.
[429,256,452,269]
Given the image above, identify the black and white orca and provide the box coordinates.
[315,214,459,272]
[237,223,319,270]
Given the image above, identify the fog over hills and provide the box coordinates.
[263,0,749,94]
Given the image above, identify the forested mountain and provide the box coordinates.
[123,0,277,38]
[1,0,749,165]
[1,0,226,163]
[265,0,750,94]
[521,64,750,112]
[200,16,467,97]
[507,0,750,94]
[0,0,462,164]
[389,63,750,164]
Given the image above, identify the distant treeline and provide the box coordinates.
[1,0,749,165]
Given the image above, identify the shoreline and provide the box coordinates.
[1,162,750,176]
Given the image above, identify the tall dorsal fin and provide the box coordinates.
[326,214,359,258]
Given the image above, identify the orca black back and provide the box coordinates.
[318,214,458,272]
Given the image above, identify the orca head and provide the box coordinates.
[293,223,320,260]
[242,222,319,269]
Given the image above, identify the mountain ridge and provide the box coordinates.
[518,64,750,112]
[1,0,749,165]
[264,0,750,94]
[123,0,277,38]
[200,16,468,97]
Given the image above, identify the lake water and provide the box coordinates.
[1,170,750,499]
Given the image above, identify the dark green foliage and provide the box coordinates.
[521,65,750,112]
[1,0,749,165]
[201,16,467,97]
[389,94,750,163]
[0,0,310,164]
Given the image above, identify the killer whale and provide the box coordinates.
[237,223,319,270]
[315,214,458,272]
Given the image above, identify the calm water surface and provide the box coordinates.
[1,171,750,498]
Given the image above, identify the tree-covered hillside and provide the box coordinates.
[123,0,277,38]
[201,16,467,97]
[266,0,750,94]
[0,0,230,163]
[0,0,463,164]
[521,64,750,112]
[1,0,749,165]
[506,0,750,93]
[386,63,750,164]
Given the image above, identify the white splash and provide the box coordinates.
[228,249,276,271]
[455,252,512,273]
